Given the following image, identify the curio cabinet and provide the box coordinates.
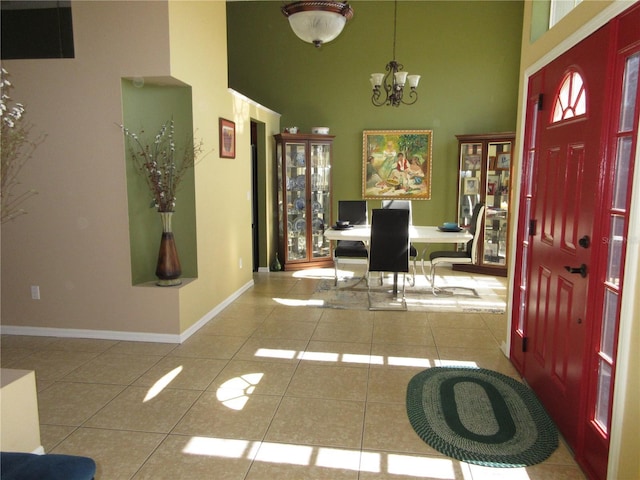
[455,132,514,276]
[275,133,333,270]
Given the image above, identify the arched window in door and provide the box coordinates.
[552,70,587,122]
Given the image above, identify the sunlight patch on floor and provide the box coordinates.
[183,437,252,458]
[254,442,314,465]
[315,446,361,470]
[467,463,534,479]
[435,359,479,368]
[386,452,458,478]
[387,355,432,367]
[272,297,325,307]
[298,350,340,362]
[255,348,297,359]
[183,436,467,478]
[292,268,337,280]
[254,347,434,368]
[216,373,264,410]
[143,366,183,402]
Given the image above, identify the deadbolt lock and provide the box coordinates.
[578,235,591,248]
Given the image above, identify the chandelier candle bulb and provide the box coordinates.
[408,75,421,88]
[371,73,384,87]
[394,71,408,86]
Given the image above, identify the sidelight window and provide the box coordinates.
[593,51,639,433]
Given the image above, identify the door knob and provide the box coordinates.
[564,264,588,278]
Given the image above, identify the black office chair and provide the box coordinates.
[333,200,368,285]
[428,202,485,294]
[367,208,410,310]
[381,200,418,285]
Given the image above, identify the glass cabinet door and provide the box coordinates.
[484,141,511,267]
[285,141,307,262]
[458,142,483,227]
[310,142,331,259]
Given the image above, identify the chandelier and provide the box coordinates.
[370,1,420,107]
[282,1,354,48]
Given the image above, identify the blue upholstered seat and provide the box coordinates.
[0,452,96,480]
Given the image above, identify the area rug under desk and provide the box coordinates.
[312,273,506,313]
[406,367,559,468]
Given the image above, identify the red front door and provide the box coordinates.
[513,4,640,479]
[524,23,611,449]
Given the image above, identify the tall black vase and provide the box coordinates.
[156,212,182,286]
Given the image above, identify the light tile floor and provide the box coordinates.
[1,268,587,480]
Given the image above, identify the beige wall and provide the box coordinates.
[514,2,640,478]
[0,369,42,453]
[0,1,280,339]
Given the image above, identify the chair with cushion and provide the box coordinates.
[428,202,485,294]
[333,200,368,285]
[381,200,418,285]
[0,452,97,480]
[367,208,410,309]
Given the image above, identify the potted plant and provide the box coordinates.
[1,68,45,223]
[120,120,203,286]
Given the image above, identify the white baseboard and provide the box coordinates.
[0,325,183,343]
[0,279,255,344]
[177,279,254,343]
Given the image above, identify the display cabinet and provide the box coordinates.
[454,133,514,276]
[275,133,334,271]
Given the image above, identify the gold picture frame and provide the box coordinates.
[463,177,479,195]
[363,129,432,200]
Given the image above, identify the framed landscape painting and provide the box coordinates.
[363,130,432,200]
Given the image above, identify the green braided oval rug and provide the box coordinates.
[406,367,558,468]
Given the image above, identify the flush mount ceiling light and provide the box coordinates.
[281,1,354,48]
[370,0,420,107]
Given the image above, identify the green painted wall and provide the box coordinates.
[227,0,523,242]
[121,80,197,284]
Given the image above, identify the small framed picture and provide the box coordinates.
[496,152,510,170]
[463,154,481,171]
[219,118,236,158]
[463,177,479,195]
[487,174,500,195]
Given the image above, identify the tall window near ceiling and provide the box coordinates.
[1,1,74,59]
[550,0,583,28]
